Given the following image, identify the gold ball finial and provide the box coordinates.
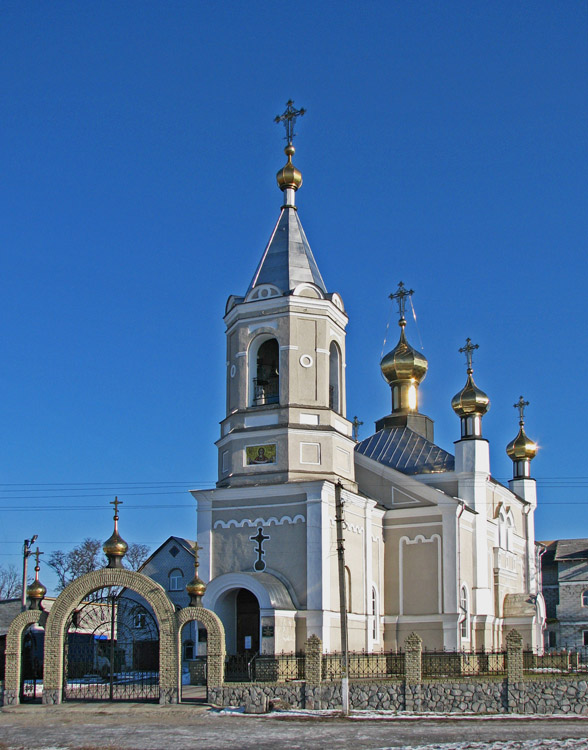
[103,497,128,568]
[27,548,46,610]
[276,144,303,192]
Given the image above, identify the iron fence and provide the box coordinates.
[322,651,405,681]
[225,652,305,682]
[422,650,507,678]
[523,650,583,674]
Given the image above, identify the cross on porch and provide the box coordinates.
[250,527,270,572]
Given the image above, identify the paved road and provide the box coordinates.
[1,703,588,750]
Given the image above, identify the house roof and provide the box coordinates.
[247,207,326,294]
[356,426,455,475]
[138,536,195,572]
[538,538,588,561]
[0,599,22,637]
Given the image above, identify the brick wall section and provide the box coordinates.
[304,634,322,685]
[176,607,225,690]
[3,610,45,706]
[42,568,178,705]
[404,632,422,685]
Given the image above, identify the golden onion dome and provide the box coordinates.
[380,322,428,385]
[451,372,490,417]
[506,424,537,461]
[27,577,47,603]
[103,530,128,560]
[186,575,207,598]
[276,144,303,192]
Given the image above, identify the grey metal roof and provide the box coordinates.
[247,207,326,294]
[0,599,22,636]
[356,427,455,475]
[553,539,588,561]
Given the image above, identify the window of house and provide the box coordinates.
[169,569,184,591]
[584,631,588,647]
[582,590,588,607]
[547,630,557,648]
[184,640,194,660]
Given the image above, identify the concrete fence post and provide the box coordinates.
[506,629,524,713]
[404,632,422,712]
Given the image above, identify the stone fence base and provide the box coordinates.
[209,678,588,714]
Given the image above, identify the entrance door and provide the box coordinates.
[236,588,260,654]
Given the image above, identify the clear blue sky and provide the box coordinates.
[1,1,587,594]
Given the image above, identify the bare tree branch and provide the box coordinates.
[0,564,21,600]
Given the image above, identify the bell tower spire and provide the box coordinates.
[218,105,356,490]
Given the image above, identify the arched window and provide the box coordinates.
[371,586,379,641]
[169,568,184,591]
[250,337,279,406]
[329,342,342,414]
[460,585,470,640]
[582,590,588,607]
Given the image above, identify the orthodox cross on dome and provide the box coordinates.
[275,99,306,145]
[514,396,530,425]
[250,527,270,572]
[352,416,363,442]
[459,338,479,373]
[110,496,122,518]
[389,281,414,323]
[33,547,44,570]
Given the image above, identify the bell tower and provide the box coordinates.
[216,102,356,489]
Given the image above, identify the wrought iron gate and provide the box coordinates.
[63,587,159,701]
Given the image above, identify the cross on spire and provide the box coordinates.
[459,337,479,373]
[352,416,363,442]
[514,396,529,425]
[33,547,43,570]
[274,99,306,145]
[389,281,414,323]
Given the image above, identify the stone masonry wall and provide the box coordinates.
[210,678,588,714]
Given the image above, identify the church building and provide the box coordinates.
[193,103,545,656]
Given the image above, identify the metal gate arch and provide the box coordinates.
[43,568,178,704]
[62,589,160,701]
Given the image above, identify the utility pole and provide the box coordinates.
[21,535,38,610]
[334,480,349,715]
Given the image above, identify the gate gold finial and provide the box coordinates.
[103,496,128,568]
[27,547,47,610]
[186,542,206,606]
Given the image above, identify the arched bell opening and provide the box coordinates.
[329,341,342,414]
[249,336,280,407]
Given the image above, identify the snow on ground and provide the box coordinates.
[390,742,588,750]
